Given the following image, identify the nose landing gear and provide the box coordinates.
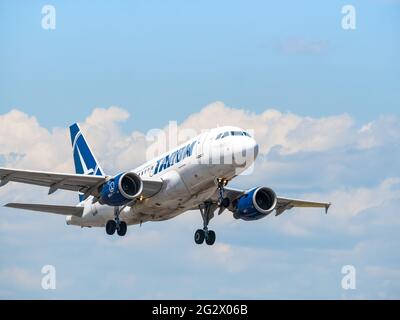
[194,179,232,245]
[105,206,127,236]
[217,178,230,209]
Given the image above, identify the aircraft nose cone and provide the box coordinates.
[247,139,258,161]
[232,138,259,167]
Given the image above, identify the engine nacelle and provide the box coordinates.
[99,172,143,206]
[233,187,277,221]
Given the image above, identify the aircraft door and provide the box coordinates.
[195,132,209,161]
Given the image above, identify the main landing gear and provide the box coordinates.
[195,201,216,245]
[106,207,127,236]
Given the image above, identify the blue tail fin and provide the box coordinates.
[69,123,105,202]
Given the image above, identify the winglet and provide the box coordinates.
[0,173,14,187]
[325,202,331,214]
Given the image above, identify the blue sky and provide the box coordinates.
[1,0,399,130]
[0,1,399,299]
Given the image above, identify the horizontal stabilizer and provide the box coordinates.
[4,203,84,217]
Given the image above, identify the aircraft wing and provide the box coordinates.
[223,187,331,216]
[0,167,106,197]
[274,197,331,216]
[0,167,163,200]
[4,203,84,217]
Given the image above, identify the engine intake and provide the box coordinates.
[99,172,143,206]
[233,187,277,221]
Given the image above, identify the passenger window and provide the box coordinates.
[221,132,229,138]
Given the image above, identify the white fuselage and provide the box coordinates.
[67,126,258,227]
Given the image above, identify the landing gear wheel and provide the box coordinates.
[117,221,127,236]
[194,229,205,244]
[205,230,216,246]
[106,220,116,235]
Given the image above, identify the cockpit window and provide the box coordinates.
[242,131,252,137]
[216,131,251,139]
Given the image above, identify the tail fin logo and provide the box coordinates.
[70,123,105,202]
[74,134,96,176]
[69,123,105,177]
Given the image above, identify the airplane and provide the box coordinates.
[0,123,331,245]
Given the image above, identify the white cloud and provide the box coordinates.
[193,103,399,156]
[326,177,400,218]
[174,102,390,155]
[78,106,148,172]
[1,102,398,176]
[0,110,71,172]
[268,177,400,239]
[0,106,147,174]
[357,115,400,149]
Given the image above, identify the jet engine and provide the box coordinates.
[99,172,143,206]
[233,187,277,221]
